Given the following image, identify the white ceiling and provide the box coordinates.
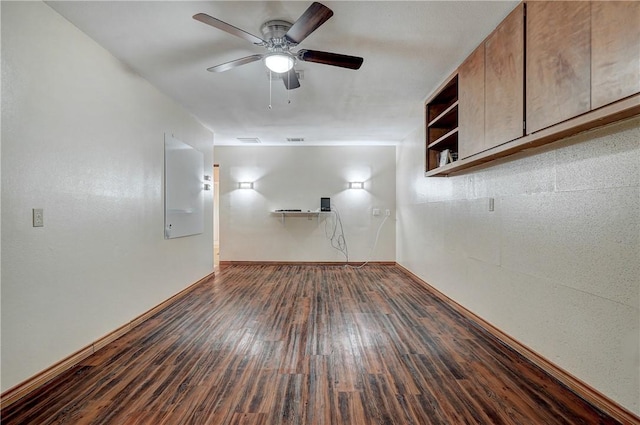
[47,1,518,146]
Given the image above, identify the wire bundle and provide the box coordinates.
[325,204,389,268]
[325,206,349,261]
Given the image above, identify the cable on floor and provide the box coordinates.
[348,213,388,269]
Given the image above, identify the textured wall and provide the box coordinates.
[214,146,396,263]
[396,114,640,414]
[1,2,213,391]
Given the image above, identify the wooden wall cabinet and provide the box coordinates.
[591,1,640,110]
[526,1,640,133]
[526,1,591,134]
[458,44,485,159]
[459,3,525,160]
[425,1,640,176]
[485,4,525,148]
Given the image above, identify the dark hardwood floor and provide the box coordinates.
[1,265,622,424]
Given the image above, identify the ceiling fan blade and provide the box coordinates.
[193,13,265,45]
[207,54,264,73]
[282,69,301,90]
[284,2,333,44]
[297,49,364,70]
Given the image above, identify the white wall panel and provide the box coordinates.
[555,123,640,191]
[1,2,213,391]
[215,146,396,263]
[501,188,638,307]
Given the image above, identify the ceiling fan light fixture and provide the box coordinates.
[264,52,295,74]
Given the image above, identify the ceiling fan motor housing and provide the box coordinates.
[260,20,294,48]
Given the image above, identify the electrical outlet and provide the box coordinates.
[33,208,44,227]
[372,208,381,216]
[385,209,391,217]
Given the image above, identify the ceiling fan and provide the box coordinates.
[193,2,364,90]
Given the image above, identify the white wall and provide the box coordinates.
[396,114,640,414]
[215,146,395,263]
[1,2,214,391]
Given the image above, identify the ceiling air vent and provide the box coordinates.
[237,137,261,144]
[286,137,305,142]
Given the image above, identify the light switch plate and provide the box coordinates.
[33,208,44,227]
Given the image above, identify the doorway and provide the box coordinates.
[213,164,220,271]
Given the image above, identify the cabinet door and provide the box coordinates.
[526,1,591,133]
[458,43,485,159]
[485,3,524,147]
[591,1,640,109]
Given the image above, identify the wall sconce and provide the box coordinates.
[203,175,212,190]
[238,182,254,189]
[349,181,364,189]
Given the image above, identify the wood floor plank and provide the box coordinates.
[1,265,625,424]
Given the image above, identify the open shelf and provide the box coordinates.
[426,74,459,171]
[271,210,333,224]
[428,101,459,129]
[428,128,459,149]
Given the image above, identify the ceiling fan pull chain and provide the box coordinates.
[268,70,273,109]
[287,72,291,104]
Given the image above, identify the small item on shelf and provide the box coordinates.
[437,149,459,167]
[439,149,450,167]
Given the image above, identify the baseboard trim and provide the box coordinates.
[220,260,396,267]
[0,345,96,411]
[0,271,215,410]
[395,264,640,424]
